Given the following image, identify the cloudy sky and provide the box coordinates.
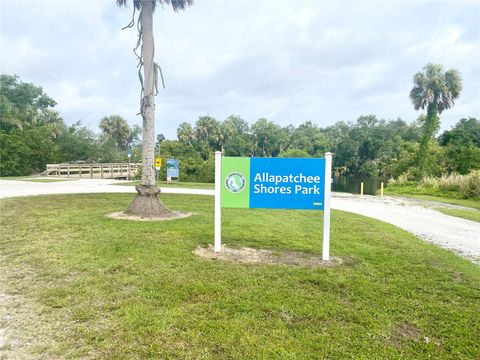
[1,0,479,139]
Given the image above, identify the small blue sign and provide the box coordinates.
[167,159,179,178]
[250,158,325,210]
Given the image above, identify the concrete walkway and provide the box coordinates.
[1,179,479,263]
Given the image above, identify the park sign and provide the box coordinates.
[214,152,333,260]
[221,157,326,210]
[166,159,179,179]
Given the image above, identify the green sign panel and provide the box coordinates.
[221,157,250,208]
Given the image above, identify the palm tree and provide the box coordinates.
[177,122,195,147]
[99,115,131,149]
[116,0,192,217]
[410,63,462,175]
[194,116,220,159]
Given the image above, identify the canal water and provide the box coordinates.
[331,175,389,195]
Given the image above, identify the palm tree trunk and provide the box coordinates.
[418,103,439,176]
[125,0,171,218]
[140,0,156,187]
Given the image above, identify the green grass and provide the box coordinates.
[388,193,480,210]
[438,208,480,223]
[1,194,479,359]
[117,180,214,189]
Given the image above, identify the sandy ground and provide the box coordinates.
[1,178,478,263]
[195,245,345,267]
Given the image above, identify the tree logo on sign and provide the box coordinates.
[225,172,246,193]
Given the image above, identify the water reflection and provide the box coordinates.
[332,175,389,195]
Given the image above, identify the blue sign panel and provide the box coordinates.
[167,159,179,178]
[249,158,325,210]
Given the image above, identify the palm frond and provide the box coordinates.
[410,63,462,114]
[116,0,193,12]
[444,69,462,98]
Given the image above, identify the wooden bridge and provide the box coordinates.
[45,163,141,180]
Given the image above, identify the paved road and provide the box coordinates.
[1,179,479,263]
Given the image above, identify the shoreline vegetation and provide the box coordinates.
[385,171,480,205]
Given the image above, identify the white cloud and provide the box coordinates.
[1,0,479,138]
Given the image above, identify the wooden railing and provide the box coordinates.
[45,163,141,179]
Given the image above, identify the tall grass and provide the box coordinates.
[460,171,480,198]
[388,171,480,199]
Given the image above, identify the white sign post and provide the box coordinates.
[214,151,222,252]
[322,152,332,261]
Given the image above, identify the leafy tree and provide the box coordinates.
[279,149,311,158]
[290,121,328,156]
[251,118,286,157]
[440,117,480,147]
[1,74,58,131]
[56,121,97,163]
[410,63,462,175]
[0,75,65,175]
[116,0,192,218]
[440,118,480,174]
[0,127,61,176]
[221,115,252,157]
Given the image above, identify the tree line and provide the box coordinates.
[160,114,479,182]
[1,74,479,180]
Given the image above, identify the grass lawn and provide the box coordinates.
[117,180,214,190]
[438,208,480,223]
[384,187,480,210]
[1,194,479,359]
[382,190,480,222]
[396,194,480,210]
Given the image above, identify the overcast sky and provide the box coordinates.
[1,0,479,139]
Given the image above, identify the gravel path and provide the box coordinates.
[332,193,480,263]
[1,179,478,263]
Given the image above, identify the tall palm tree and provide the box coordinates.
[410,63,462,175]
[116,0,192,217]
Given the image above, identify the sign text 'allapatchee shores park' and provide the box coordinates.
[214,152,332,260]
